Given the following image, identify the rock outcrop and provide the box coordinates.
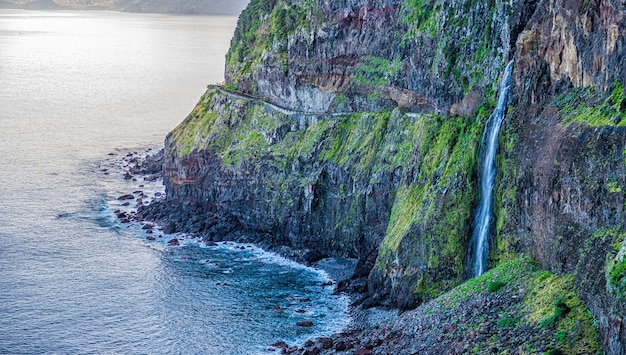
[494,0,626,352]
[143,0,626,352]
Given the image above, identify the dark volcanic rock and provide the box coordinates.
[270,341,288,349]
[318,337,333,349]
[296,321,314,327]
[142,0,626,352]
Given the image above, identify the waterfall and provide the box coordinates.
[469,60,514,277]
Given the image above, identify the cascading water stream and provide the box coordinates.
[469,60,514,277]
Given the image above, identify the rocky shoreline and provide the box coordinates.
[105,149,601,355]
[104,148,371,349]
[126,149,374,297]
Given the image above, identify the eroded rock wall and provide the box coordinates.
[494,0,626,352]
[154,0,626,351]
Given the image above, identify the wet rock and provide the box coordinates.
[163,221,177,234]
[365,338,382,349]
[143,174,159,182]
[303,250,325,263]
[146,236,155,241]
[302,347,320,355]
[270,341,288,349]
[123,172,133,180]
[284,346,298,354]
[296,321,314,327]
[334,340,353,351]
[354,348,372,355]
[117,194,134,200]
[167,238,179,246]
[319,337,333,349]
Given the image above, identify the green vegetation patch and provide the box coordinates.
[226,0,278,65]
[376,113,484,302]
[168,87,292,163]
[604,227,626,298]
[421,258,601,353]
[225,0,323,89]
[487,280,506,292]
[608,258,626,298]
[556,82,626,126]
[401,0,440,37]
[353,56,403,87]
[525,272,602,353]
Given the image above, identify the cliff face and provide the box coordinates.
[151,0,626,352]
[225,0,527,113]
[494,0,626,351]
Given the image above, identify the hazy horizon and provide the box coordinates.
[0,0,250,15]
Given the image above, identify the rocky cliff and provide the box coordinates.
[144,0,626,352]
[495,0,626,352]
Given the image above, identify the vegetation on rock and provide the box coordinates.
[160,0,626,351]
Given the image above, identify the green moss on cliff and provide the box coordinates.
[226,0,277,67]
[353,56,404,87]
[608,258,626,298]
[557,82,626,126]
[169,87,292,163]
[525,272,602,353]
[420,257,601,353]
[600,227,626,298]
[402,0,440,37]
[169,90,221,156]
[492,112,521,264]
[399,0,503,102]
[377,112,484,303]
[226,0,322,90]
[322,111,392,173]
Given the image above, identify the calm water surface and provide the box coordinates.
[0,10,349,354]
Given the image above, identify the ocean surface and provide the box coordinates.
[0,10,349,354]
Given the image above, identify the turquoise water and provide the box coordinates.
[0,10,348,354]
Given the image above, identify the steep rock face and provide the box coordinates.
[494,0,626,352]
[225,0,531,114]
[158,88,399,263]
[153,0,626,352]
[152,0,535,311]
[149,85,486,305]
[218,0,542,309]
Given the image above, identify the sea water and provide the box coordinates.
[0,10,349,354]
